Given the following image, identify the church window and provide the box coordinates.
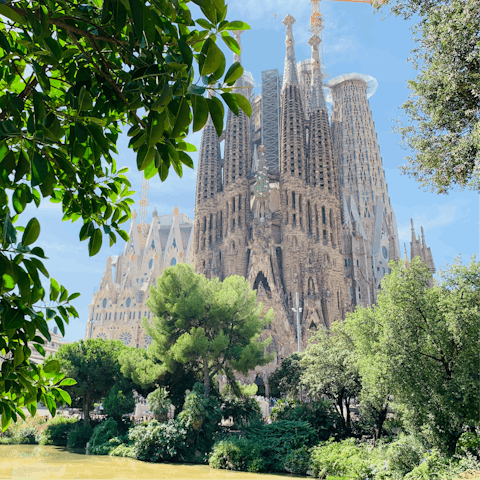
[323,229,327,241]
[322,206,326,224]
[337,292,340,308]
[357,259,359,267]
[133,312,136,319]
[120,312,122,320]
[149,259,153,269]
[114,313,117,320]
[232,241,236,250]
[105,312,107,320]
[233,197,236,212]
[238,216,242,228]
[96,313,98,320]
[103,298,107,308]
[129,312,132,319]
[299,195,302,213]
[171,257,177,266]
[151,240,155,249]
[109,313,111,320]
[232,218,235,229]
[139,311,141,319]
[292,192,296,209]
[126,297,131,307]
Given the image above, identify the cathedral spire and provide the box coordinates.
[233,30,243,65]
[308,35,327,112]
[282,15,299,90]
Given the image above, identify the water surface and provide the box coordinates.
[0,445,294,480]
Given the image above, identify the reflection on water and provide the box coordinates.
[0,445,293,479]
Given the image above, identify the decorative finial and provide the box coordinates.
[152,207,158,217]
[232,30,244,64]
[283,14,296,27]
[282,15,299,90]
[309,0,324,36]
[132,209,138,219]
[173,206,179,215]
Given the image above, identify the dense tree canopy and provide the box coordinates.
[54,338,132,424]
[346,257,480,454]
[144,264,274,397]
[379,0,480,193]
[301,322,361,428]
[0,0,250,426]
[268,353,302,399]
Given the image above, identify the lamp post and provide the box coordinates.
[292,292,303,353]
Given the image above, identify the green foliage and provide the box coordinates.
[121,419,188,462]
[383,434,427,479]
[283,446,311,475]
[382,0,480,193]
[243,420,316,472]
[345,256,480,454]
[209,437,266,473]
[310,438,373,480]
[221,396,262,428]
[144,264,273,397]
[272,398,345,442]
[0,0,250,429]
[0,413,47,444]
[39,415,78,446]
[177,382,222,460]
[102,385,135,422]
[88,418,123,455]
[268,353,303,398]
[66,422,93,449]
[147,387,172,422]
[301,321,361,428]
[55,339,132,424]
[457,432,480,459]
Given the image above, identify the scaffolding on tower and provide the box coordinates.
[138,173,149,235]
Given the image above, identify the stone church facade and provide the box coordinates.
[85,207,194,346]
[192,18,434,389]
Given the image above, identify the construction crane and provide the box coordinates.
[138,172,149,235]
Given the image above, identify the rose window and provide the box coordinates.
[119,331,133,345]
[97,332,107,340]
[144,335,153,347]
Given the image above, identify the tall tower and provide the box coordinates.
[193,93,221,276]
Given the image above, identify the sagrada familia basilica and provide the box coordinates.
[85,12,435,389]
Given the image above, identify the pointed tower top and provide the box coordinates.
[282,15,299,90]
[308,34,327,112]
[232,30,243,64]
[252,144,259,173]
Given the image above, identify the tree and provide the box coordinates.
[378,0,480,193]
[301,321,361,429]
[0,0,250,425]
[268,353,303,399]
[346,256,480,454]
[54,338,130,424]
[147,386,172,422]
[344,307,391,442]
[102,384,135,422]
[144,264,274,397]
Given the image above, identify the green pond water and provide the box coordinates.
[0,445,299,480]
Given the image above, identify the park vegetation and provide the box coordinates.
[2,257,480,480]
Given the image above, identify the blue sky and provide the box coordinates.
[30,0,479,342]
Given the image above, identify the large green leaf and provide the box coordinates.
[192,95,209,132]
[23,218,41,246]
[206,96,224,136]
[88,229,103,256]
[128,0,144,40]
[224,62,243,85]
[199,38,223,77]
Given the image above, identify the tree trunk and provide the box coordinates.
[83,394,90,426]
[204,360,210,398]
[345,398,351,428]
[374,406,388,443]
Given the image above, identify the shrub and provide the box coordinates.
[272,399,345,442]
[88,418,120,455]
[221,396,262,428]
[283,446,311,475]
[2,414,47,444]
[384,434,427,479]
[404,449,457,480]
[125,419,188,462]
[147,387,172,422]
[209,437,265,472]
[310,438,373,480]
[40,416,78,446]
[244,420,316,472]
[109,442,136,458]
[67,423,93,449]
[457,432,480,459]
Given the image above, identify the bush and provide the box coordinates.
[125,419,188,462]
[272,399,345,442]
[67,423,93,449]
[457,432,480,459]
[88,418,121,455]
[221,396,262,428]
[310,438,373,480]
[147,387,172,422]
[283,446,311,475]
[103,385,135,422]
[209,437,265,473]
[384,434,427,479]
[40,416,78,446]
[2,414,47,444]
[404,449,457,480]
